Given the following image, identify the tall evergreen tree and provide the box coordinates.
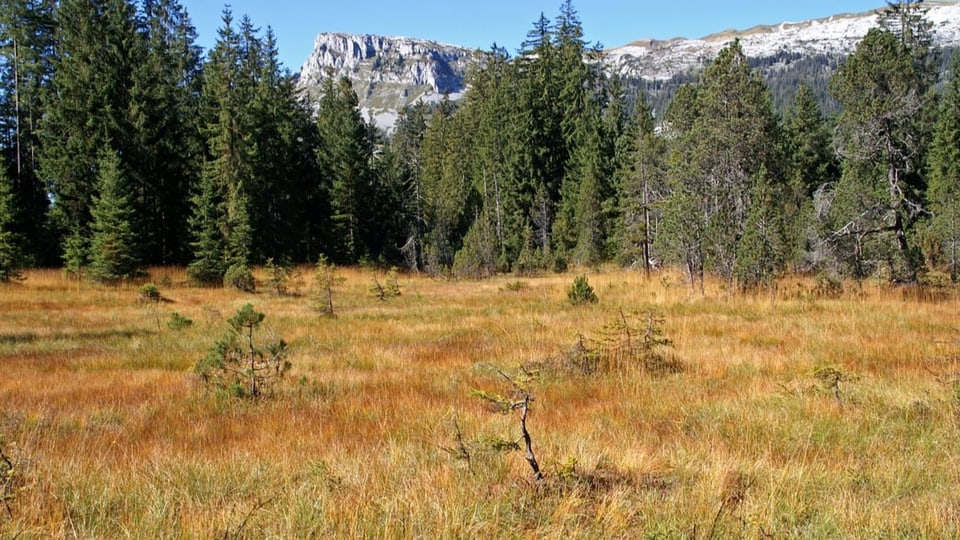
[420,97,473,273]
[315,75,375,263]
[783,83,838,268]
[188,8,251,284]
[658,40,781,286]
[0,163,22,281]
[734,166,787,291]
[390,102,428,269]
[88,146,140,283]
[246,27,317,263]
[40,0,143,260]
[0,0,55,264]
[130,0,202,264]
[829,26,932,281]
[615,94,666,272]
[927,53,960,282]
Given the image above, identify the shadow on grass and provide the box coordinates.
[0,328,154,345]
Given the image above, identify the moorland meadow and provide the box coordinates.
[1,267,960,537]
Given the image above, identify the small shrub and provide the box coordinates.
[311,255,339,316]
[471,366,544,481]
[195,304,290,399]
[264,257,291,296]
[385,267,401,298]
[371,267,403,301]
[167,312,193,331]
[567,275,598,305]
[503,280,527,292]
[224,263,255,292]
[138,283,162,303]
[552,254,568,274]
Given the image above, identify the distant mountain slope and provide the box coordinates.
[296,2,960,131]
[606,1,960,81]
[296,33,475,130]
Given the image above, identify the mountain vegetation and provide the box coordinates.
[1,0,959,287]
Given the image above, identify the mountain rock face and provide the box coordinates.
[296,2,960,131]
[296,33,475,131]
[606,1,960,80]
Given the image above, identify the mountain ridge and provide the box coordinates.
[296,2,960,131]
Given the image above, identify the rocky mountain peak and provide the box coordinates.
[297,33,475,131]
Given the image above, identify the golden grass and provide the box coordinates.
[1,266,959,537]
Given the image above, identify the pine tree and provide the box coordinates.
[0,165,22,281]
[130,0,202,264]
[0,0,55,264]
[928,53,960,282]
[40,0,143,258]
[734,166,787,291]
[88,147,141,283]
[658,40,781,287]
[829,26,932,281]
[615,94,666,272]
[316,75,375,263]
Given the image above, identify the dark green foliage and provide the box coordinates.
[827,25,934,282]
[224,263,255,293]
[0,0,56,266]
[0,166,22,282]
[195,304,290,399]
[87,148,142,283]
[927,53,960,281]
[40,0,143,256]
[316,75,378,264]
[658,41,782,289]
[567,274,598,305]
[167,312,193,331]
[734,167,787,291]
[138,283,162,303]
[4,0,959,288]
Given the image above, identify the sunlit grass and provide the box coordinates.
[1,266,959,537]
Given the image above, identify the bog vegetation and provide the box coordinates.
[3,0,960,536]
[1,267,959,537]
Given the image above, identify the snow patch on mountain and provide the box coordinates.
[607,2,960,80]
[296,33,474,131]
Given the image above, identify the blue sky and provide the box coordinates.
[178,1,885,71]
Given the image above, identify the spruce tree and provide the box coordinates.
[0,0,55,264]
[928,53,960,282]
[0,165,22,281]
[131,0,202,264]
[734,166,787,291]
[88,147,141,283]
[614,94,666,272]
[829,27,932,281]
[189,8,252,285]
[40,0,143,259]
[316,75,375,263]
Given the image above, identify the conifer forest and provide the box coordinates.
[1,0,959,289]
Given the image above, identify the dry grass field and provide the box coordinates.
[1,266,959,538]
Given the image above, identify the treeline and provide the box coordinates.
[1,0,959,288]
